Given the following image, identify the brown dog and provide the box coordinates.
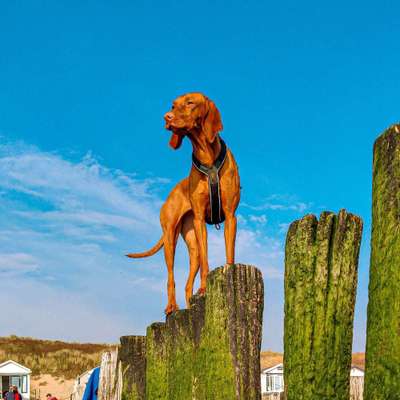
[164,93,241,295]
[126,178,199,314]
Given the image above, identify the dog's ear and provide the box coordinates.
[202,98,223,143]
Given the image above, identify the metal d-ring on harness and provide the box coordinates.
[192,139,227,229]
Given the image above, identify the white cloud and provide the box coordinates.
[242,194,311,213]
[278,222,290,234]
[0,142,163,231]
[249,214,268,225]
[0,253,39,275]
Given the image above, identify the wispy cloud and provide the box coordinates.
[0,253,39,275]
[0,143,163,232]
[242,194,312,213]
[248,214,268,225]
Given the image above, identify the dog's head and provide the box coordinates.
[164,93,223,149]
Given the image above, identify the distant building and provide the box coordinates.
[261,363,364,399]
[0,360,31,400]
[350,366,364,377]
[261,363,284,395]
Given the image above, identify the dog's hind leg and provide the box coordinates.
[181,212,199,308]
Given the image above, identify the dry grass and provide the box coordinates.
[351,352,365,369]
[0,335,365,382]
[260,350,365,371]
[260,350,284,370]
[0,335,114,379]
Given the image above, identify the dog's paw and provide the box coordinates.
[196,287,206,296]
[164,304,179,315]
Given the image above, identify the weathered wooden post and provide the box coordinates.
[350,374,364,400]
[119,336,146,400]
[196,264,264,400]
[165,309,195,399]
[145,323,168,400]
[98,348,122,400]
[145,264,263,400]
[284,210,362,400]
[365,124,400,399]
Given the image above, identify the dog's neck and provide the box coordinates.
[187,129,222,167]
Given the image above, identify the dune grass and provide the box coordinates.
[0,335,114,379]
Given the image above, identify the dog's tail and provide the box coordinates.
[125,237,164,259]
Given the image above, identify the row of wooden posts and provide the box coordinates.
[97,124,400,399]
[97,265,264,400]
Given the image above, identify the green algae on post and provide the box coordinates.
[365,124,400,400]
[119,336,146,400]
[143,264,263,400]
[145,323,168,400]
[284,210,362,400]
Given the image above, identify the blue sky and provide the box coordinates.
[1,1,399,351]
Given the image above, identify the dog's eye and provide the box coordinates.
[187,101,194,105]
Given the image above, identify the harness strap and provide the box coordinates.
[192,139,227,226]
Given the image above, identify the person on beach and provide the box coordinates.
[5,386,14,400]
[46,393,58,400]
[12,386,21,400]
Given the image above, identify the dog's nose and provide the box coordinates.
[164,112,174,121]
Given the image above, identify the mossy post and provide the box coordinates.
[144,264,263,400]
[119,336,146,400]
[165,310,195,399]
[365,124,400,399]
[196,264,264,400]
[284,210,362,400]
[145,323,168,400]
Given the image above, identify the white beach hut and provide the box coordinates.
[261,363,365,400]
[261,363,284,395]
[0,360,31,400]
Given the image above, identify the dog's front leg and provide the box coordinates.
[224,212,237,265]
[220,161,240,266]
[181,214,200,307]
[189,174,210,295]
[193,213,209,294]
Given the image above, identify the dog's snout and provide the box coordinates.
[164,112,174,121]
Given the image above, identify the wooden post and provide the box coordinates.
[145,323,168,400]
[284,210,362,399]
[145,264,264,400]
[119,336,146,400]
[350,376,364,400]
[196,264,264,400]
[166,310,195,399]
[365,124,400,399]
[98,349,121,400]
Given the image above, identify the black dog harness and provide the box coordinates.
[192,139,227,226]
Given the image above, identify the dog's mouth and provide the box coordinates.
[165,120,187,149]
[165,119,186,130]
